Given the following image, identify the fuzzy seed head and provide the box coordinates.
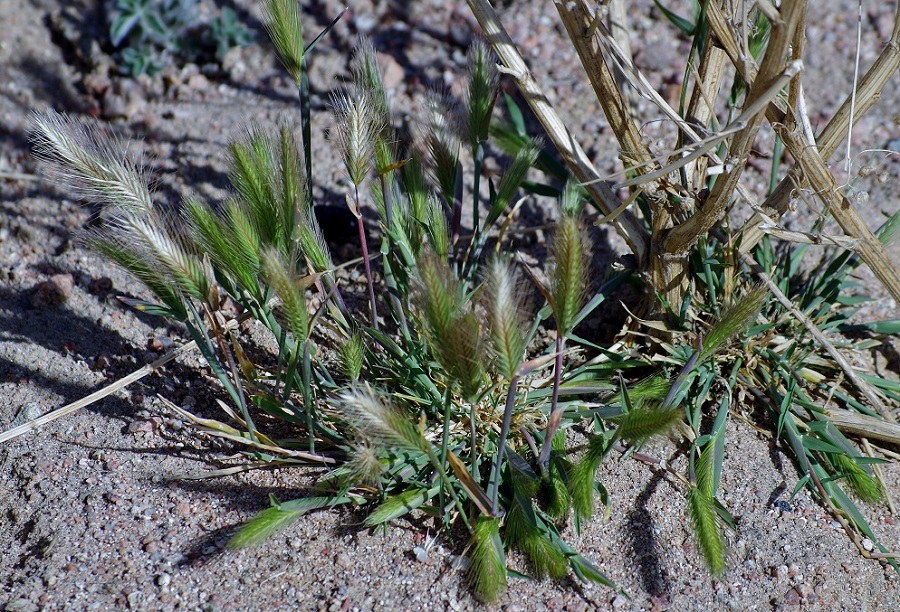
[340,332,366,382]
[464,40,499,147]
[351,38,390,135]
[332,93,381,187]
[484,257,527,381]
[261,248,310,342]
[834,453,883,504]
[336,385,421,452]
[699,285,768,361]
[346,439,384,486]
[30,110,153,215]
[423,92,460,204]
[424,194,450,258]
[262,0,304,85]
[549,214,589,333]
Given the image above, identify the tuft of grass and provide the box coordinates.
[25,0,900,602]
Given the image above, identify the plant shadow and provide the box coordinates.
[624,470,672,599]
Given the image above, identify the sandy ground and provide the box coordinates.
[1,1,899,610]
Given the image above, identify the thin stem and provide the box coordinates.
[440,388,453,529]
[489,374,519,514]
[537,334,566,471]
[301,340,314,453]
[299,60,313,204]
[472,140,484,240]
[204,303,257,442]
[354,183,380,330]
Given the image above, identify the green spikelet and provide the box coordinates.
[416,249,462,336]
[486,138,540,228]
[695,443,716,497]
[224,199,263,277]
[262,248,310,343]
[559,179,585,216]
[833,453,884,504]
[415,250,484,399]
[350,38,390,135]
[261,0,304,85]
[468,516,507,603]
[505,504,568,579]
[484,257,527,381]
[229,505,304,548]
[628,375,671,404]
[230,496,349,549]
[464,40,499,147]
[297,203,333,274]
[443,311,486,402]
[550,214,588,334]
[276,125,307,251]
[617,406,682,446]
[687,486,725,575]
[699,285,768,362]
[424,194,450,258]
[401,156,429,248]
[424,92,460,206]
[365,486,438,525]
[544,438,572,521]
[570,435,608,522]
[340,332,366,382]
[86,234,187,320]
[229,129,279,245]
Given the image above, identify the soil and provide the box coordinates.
[2,1,900,610]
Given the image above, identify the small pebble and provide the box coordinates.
[31,274,74,307]
[783,586,802,605]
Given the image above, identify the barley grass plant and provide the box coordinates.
[469,0,900,577]
[23,0,900,603]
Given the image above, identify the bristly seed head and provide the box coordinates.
[549,213,589,334]
[261,0,304,86]
[422,91,460,205]
[483,257,528,381]
[30,110,153,215]
[331,93,382,187]
[335,385,422,452]
[464,39,499,148]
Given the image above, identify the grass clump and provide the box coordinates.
[24,0,900,603]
